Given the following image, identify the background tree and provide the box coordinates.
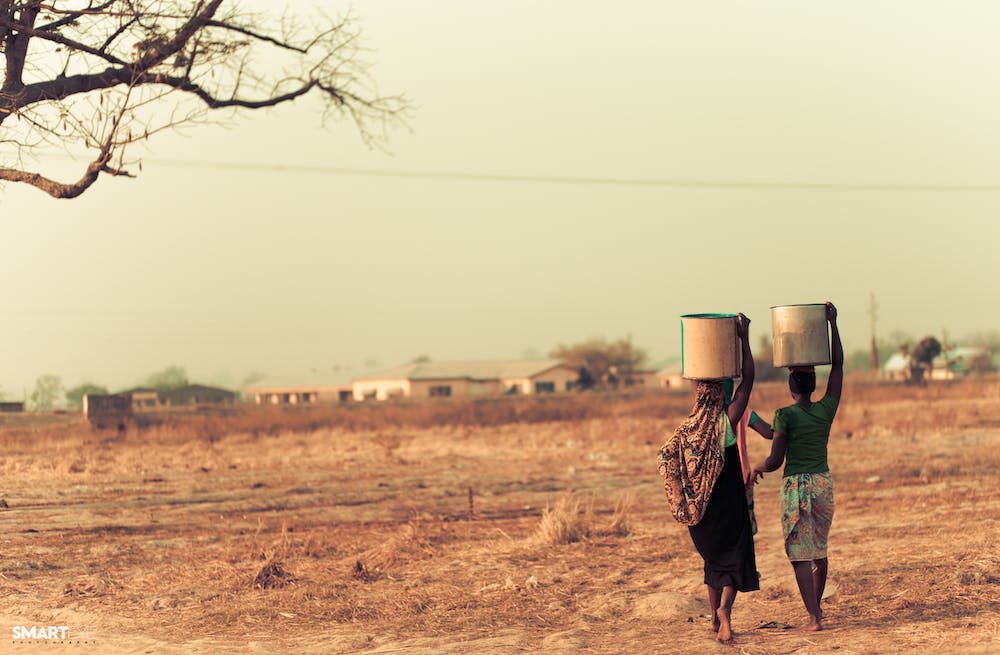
[844,349,872,373]
[144,364,188,391]
[241,370,267,388]
[29,373,63,410]
[967,350,996,375]
[954,331,1000,376]
[65,381,109,409]
[963,329,1000,352]
[574,366,595,390]
[752,334,785,381]
[550,336,647,390]
[910,336,942,373]
[887,330,912,353]
[0,1,408,198]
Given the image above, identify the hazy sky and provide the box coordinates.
[2,1,999,394]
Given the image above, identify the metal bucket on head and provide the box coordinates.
[680,313,741,380]
[770,304,831,368]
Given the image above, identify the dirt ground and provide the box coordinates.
[1,380,998,654]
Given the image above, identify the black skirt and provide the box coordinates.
[687,444,760,592]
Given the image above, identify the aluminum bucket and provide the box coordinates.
[770,304,831,367]
[680,313,741,380]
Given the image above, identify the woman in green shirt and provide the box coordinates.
[752,302,843,632]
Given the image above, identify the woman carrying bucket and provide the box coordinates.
[752,302,843,632]
[658,313,758,644]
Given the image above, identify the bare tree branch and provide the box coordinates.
[37,0,116,32]
[98,14,138,53]
[0,1,410,198]
[203,19,307,53]
[0,15,129,66]
[146,73,317,109]
[0,153,118,197]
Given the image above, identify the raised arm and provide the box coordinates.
[825,302,843,401]
[727,313,754,427]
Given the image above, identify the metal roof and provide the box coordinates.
[354,359,570,382]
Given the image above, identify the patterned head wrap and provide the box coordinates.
[657,380,727,525]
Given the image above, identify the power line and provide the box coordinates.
[146,157,1000,192]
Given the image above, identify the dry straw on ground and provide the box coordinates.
[533,491,636,545]
[0,378,998,654]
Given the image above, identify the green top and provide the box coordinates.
[723,380,737,447]
[722,409,761,448]
[724,414,737,447]
[772,394,839,476]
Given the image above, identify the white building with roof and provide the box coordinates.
[244,371,354,405]
[352,359,578,401]
[246,384,354,405]
[881,352,911,381]
[882,346,995,381]
[656,361,691,390]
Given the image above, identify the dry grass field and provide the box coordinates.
[1,379,998,654]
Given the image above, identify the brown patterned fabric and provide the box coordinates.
[657,381,727,526]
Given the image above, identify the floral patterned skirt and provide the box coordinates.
[781,472,834,562]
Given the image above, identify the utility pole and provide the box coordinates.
[868,292,879,374]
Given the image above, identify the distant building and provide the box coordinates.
[246,384,354,406]
[83,393,133,428]
[657,362,691,390]
[243,370,355,406]
[621,369,660,389]
[118,384,236,410]
[882,346,995,382]
[0,401,25,413]
[121,387,160,410]
[930,347,996,380]
[160,384,236,406]
[352,359,578,401]
[881,353,911,381]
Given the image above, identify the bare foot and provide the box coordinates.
[716,607,733,643]
[802,615,823,632]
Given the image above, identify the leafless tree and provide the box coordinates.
[0,1,408,198]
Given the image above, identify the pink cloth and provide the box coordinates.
[736,408,758,535]
[737,409,751,485]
